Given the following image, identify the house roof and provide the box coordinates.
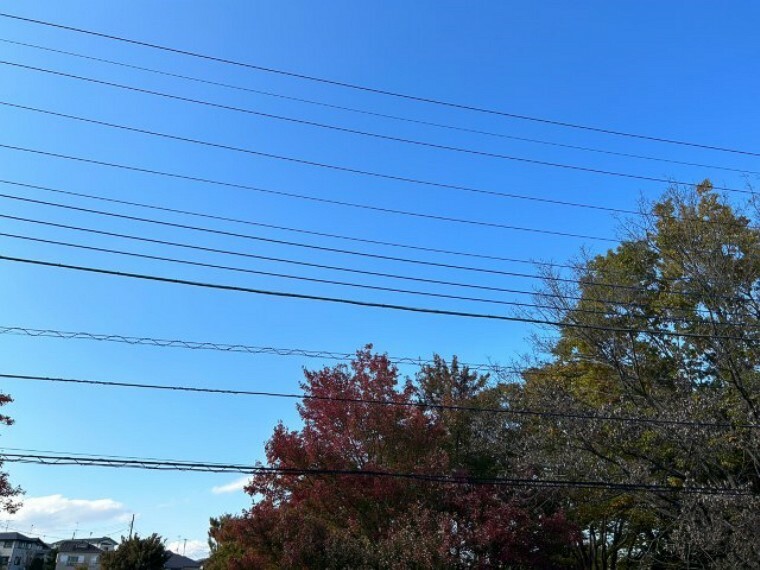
[55,540,103,554]
[165,553,201,569]
[0,532,33,541]
[0,533,49,547]
[88,537,118,545]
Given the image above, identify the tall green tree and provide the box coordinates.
[101,534,171,570]
[514,182,760,568]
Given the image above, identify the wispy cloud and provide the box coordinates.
[211,476,250,495]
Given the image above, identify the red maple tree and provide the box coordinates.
[208,348,577,568]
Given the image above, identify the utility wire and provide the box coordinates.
[4,189,749,309]
[0,98,753,205]
[0,215,600,307]
[0,141,615,243]
[2,372,757,430]
[0,178,742,301]
[1,217,749,320]
[0,253,753,341]
[3,37,758,177]
[2,12,758,158]
[2,230,592,313]
[0,451,752,495]
[0,180,578,272]
[1,63,754,196]
[0,98,649,220]
[0,324,495,371]
[0,191,617,280]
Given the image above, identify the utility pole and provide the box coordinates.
[183,538,187,556]
[128,514,135,540]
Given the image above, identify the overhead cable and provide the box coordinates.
[1,63,753,196]
[0,142,615,243]
[3,189,747,308]
[0,451,753,495]
[0,179,578,270]
[0,253,754,341]
[1,12,758,157]
[0,100,753,200]
[0,324,493,371]
[2,230,591,312]
[0,220,747,319]
[2,37,757,176]
[2,372,757,430]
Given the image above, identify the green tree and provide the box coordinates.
[514,182,760,568]
[101,534,171,570]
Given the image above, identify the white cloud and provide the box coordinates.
[167,539,208,560]
[211,476,250,495]
[4,494,131,541]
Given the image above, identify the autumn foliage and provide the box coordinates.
[207,351,577,568]
[209,184,760,569]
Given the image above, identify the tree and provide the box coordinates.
[514,182,760,568]
[101,534,171,570]
[0,391,21,513]
[208,348,577,568]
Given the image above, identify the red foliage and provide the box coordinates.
[209,348,576,568]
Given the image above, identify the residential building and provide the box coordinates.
[82,538,116,553]
[53,540,102,570]
[0,532,50,570]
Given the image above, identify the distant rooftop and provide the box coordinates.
[54,540,103,554]
[165,552,201,568]
[0,532,48,546]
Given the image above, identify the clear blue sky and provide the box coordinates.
[0,0,758,557]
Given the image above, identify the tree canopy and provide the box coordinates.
[101,534,171,570]
[208,183,759,569]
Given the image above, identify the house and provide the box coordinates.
[164,553,201,569]
[0,532,50,569]
[53,540,102,570]
[82,538,116,553]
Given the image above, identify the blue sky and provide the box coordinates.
[0,0,758,558]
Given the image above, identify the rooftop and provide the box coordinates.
[165,553,201,569]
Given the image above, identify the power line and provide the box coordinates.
[1,253,753,341]
[0,216,602,309]
[3,37,757,177]
[0,101,639,220]
[2,87,754,200]
[2,372,756,430]
[4,188,747,309]
[0,178,738,304]
[0,191,616,281]
[0,324,494,371]
[2,12,758,158]
[2,230,588,313]
[1,63,754,196]
[0,141,615,243]
[0,450,751,495]
[0,180,579,272]
[0,219,747,320]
